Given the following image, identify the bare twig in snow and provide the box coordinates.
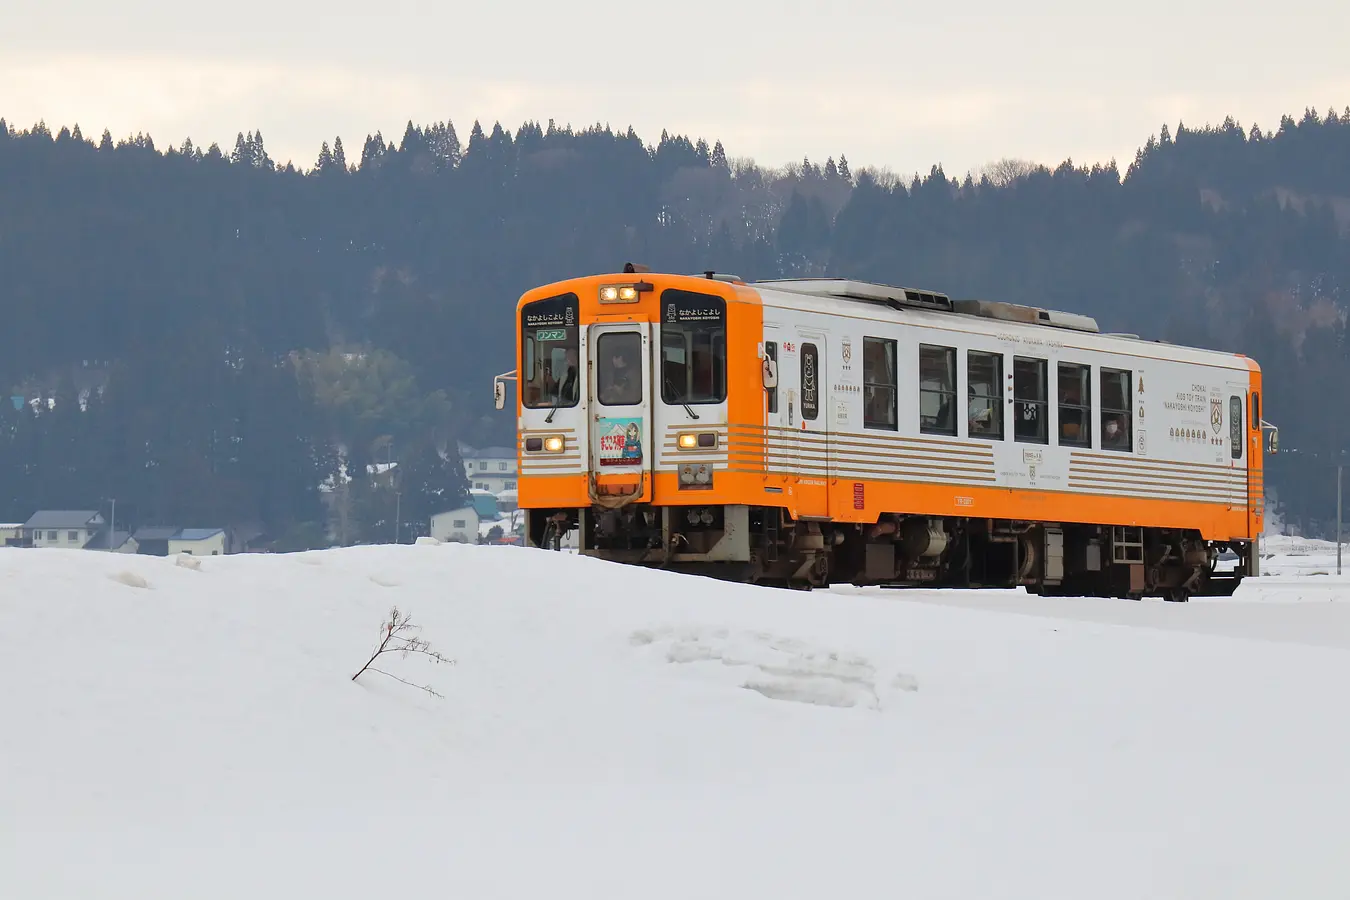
[352,606,454,698]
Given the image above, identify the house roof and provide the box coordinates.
[432,506,476,519]
[133,526,179,541]
[83,529,134,551]
[175,528,224,541]
[25,510,101,529]
[461,446,517,459]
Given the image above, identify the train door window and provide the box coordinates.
[1100,367,1132,452]
[764,341,778,414]
[1230,395,1243,459]
[919,344,957,436]
[967,351,1003,440]
[1013,357,1048,444]
[1057,362,1091,447]
[1251,391,1260,431]
[596,332,643,406]
[863,336,897,430]
[800,343,819,421]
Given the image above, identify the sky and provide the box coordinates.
[5,2,1349,178]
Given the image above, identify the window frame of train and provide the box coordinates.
[520,291,581,411]
[862,336,898,431]
[764,341,779,414]
[1013,356,1049,444]
[1099,367,1133,452]
[919,344,958,436]
[1056,361,1092,448]
[659,289,727,407]
[966,350,1004,441]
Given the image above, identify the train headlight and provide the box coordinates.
[598,281,651,304]
[677,431,718,450]
[542,435,565,453]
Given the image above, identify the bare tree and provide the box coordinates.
[351,606,454,698]
[977,158,1042,186]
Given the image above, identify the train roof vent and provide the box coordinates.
[952,298,1100,333]
[754,278,954,313]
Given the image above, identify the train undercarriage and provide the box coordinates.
[526,504,1256,601]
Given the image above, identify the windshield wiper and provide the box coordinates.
[545,367,576,423]
[663,376,699,419]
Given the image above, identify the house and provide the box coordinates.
[0,523,26,547]
[460,445,518,494]
[83,529,138,553]
[133,526,179,556]
[24,510,106,549]
[430,506,480,543]
[468,489,501,521]
[169,528,228,556]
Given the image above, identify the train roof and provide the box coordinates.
[747,276,1255,372]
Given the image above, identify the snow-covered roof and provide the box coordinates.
[24,510,101,529]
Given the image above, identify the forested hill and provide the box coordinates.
[0,107,1347,541]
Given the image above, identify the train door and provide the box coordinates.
[1224,380,1247,517]
[792,328,829,518]
[762,325,784,478]
[587,322,652,504]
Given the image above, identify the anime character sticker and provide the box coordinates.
[598,417,643,466]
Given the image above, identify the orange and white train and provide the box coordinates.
[493,265,1278,599]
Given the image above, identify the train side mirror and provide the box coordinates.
[762,357,778,390]
[1265,428,1278,454]
[493,381,505,410]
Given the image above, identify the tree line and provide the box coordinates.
[0,104,1346,539]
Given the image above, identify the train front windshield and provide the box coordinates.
[521,292,580,410]
[659,289,727,406]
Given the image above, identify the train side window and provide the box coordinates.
[919,344,957,436]
[764,341,778,414]
[967,351,1003,440]
[800,343,819,421]
[1057,362,1091,447]
[1230,395,1243,459]
[1251,391,1260,430]
[1100,368,1132,452]
[863,336,897,430]
[1013,357,1048,444]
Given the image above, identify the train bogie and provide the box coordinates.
[504,268,1277,599]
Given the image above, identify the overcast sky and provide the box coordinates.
[5,2,1347,177]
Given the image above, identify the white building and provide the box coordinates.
[24,510,106,549]
[460,445,518,494]
[430,507,480,543]
[0,523,24,547]
[168,528,228,556]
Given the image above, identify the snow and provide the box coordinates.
[4,542,1350,899]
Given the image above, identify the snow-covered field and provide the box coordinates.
[4,540,1350,899]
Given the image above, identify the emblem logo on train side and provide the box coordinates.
[1210,397,1223,434]
[841,338,852,364]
